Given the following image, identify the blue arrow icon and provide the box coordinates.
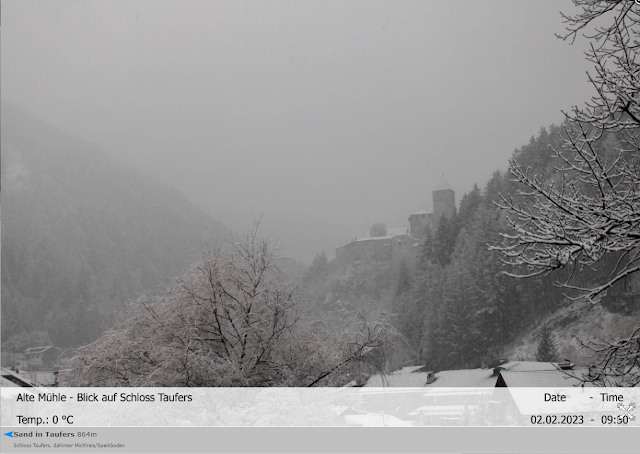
[4,431,14,438]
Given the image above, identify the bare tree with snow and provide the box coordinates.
[493,0,640,385]
[59,223,408,387]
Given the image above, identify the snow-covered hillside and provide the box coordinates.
[508,296,640,365]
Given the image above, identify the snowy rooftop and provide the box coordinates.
[410,209,432,216]
[498,361,559,372]
[356,235,392,242]
[24,346,53,355]
[432,177,454,192]
[356,226,408,242]
[0,367,34,387]
[0,375,23,387]
[396,365,428,374]
[363,361,563,388]
[364,364,431,387]
[425,368,497,387]
[364,372,431,387]
[498,369,592,387]
[423,361,560,387]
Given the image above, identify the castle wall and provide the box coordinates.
[336,180,455,265]
[335,234,420,265]
[409,212,434,238]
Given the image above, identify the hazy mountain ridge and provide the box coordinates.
[1,104,233,353]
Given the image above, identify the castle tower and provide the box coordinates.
[432,176,455,223]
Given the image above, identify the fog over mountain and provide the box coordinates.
[3,1,639,396]
[2,0,595,262]
[2,103,232,349]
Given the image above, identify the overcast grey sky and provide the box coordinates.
[3,0,596,262]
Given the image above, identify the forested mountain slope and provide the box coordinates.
[508,297,640,365]
[1,104,232,353]
[302,124,639,372]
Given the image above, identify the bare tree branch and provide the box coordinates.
[493,0,640,386]
[59,223,408,387]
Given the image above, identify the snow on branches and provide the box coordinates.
[58,224,407,387]
[558,0,640,134]
[492,0,640,304]
[573,325,640,387]
[492,0,640,387]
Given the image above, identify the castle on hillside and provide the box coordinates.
[335,177,455,264]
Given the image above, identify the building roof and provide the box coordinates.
[355,235,392,242]
[497,369,593,387]
[396,365,428,374]
[0,367,34,387]
[363,361,564,388]
[24,346,53,355]
[1,375,22,387]
[364,372,431,387]
[422,361,560,388]
[425,368,497,387]
[355,230,409,242]
[364,365,433,387]
[497,361,559,373]
[410,209,432,216]
[432,177,454,192]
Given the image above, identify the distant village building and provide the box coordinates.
[24,346,60,369]
[336,177,455,264]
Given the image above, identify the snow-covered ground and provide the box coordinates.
[508,299,640,365]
